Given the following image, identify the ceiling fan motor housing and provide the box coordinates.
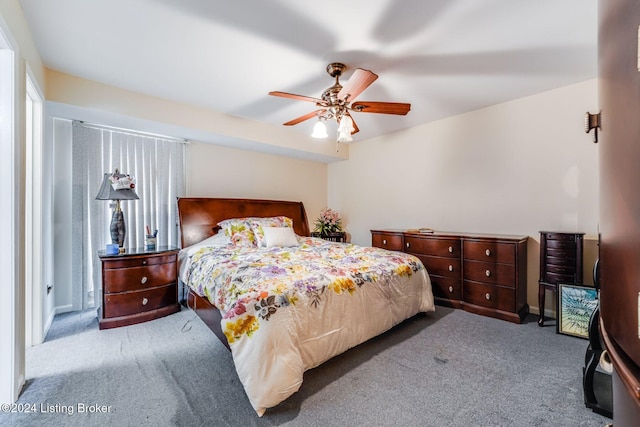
[326,62,346,78]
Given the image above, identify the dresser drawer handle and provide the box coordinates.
[448,246,453,253]
[142,297,148,306]
[382,239,387,245]
[406,242,410,248]
[485,293,491,300]
[485,249,491,256]
[485,270,491,277]
[448,286,454,293]
[141,276,148,285]
[448,265,454,272]
[142,260,147,265]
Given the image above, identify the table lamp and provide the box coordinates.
[95,169,139,253]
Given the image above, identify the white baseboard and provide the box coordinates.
[43,309,55,338]
[54,304,73,315]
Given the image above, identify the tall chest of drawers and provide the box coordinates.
[537,231,584,326]
[98,246,180,329]
[371,230,528,323]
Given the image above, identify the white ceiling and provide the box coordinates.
[19,0,597,143]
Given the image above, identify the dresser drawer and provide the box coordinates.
[102,254,176,270]
[463,240,515,264]
[463,281,515,312]
[542,233,578,242]
[104,262,177,293]
[544,262,577,276]
[543,271,577,285]
[405,236,460,257]
[371,232,403,251]
[545,239,577,250]
[430,275,462,301]
[463,260,516,287]
[415,254,461,277]
[541,250,577,267]
[103,283,177,318]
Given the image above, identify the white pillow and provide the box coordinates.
[263,227,299,248]
[192,231,231,249]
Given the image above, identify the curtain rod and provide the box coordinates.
[72,120,189,143]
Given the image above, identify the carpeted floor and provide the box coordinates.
[0,306,611,426]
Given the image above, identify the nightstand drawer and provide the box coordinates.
[415,254,461,278]
[463,240,515,264]
[463,281,514,312]
[405,236,460,257]
[103,262,176,293]
[463,260,516,287]
[103,284,177,318]
[102,253,176,270]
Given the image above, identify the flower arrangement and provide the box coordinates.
[313,207,343,236]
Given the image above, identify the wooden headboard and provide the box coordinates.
[177,197,311,248]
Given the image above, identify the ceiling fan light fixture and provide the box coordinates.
[337,115,354,143]
[311,118,328,139]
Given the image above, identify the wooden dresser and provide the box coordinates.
[371,230,528,323]
[98,246,180,329]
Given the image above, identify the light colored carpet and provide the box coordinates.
[0,306,611,426]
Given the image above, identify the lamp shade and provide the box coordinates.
[95,172,139,201]
[337,115,354,143]
[311,119,328,139]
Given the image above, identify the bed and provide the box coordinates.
[177,197,435,416]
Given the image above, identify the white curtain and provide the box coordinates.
[72,122,186,309]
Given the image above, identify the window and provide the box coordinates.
[71,122,186,309]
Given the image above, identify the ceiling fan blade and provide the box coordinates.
[351,101,411,115]
[269,91,326,105]
[337,68,378,102]
[283,109,326,126]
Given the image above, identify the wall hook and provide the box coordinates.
[585,112,601,143]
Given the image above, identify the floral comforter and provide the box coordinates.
[180,236,434,416]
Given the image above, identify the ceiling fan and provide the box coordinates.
[269,63,411,142]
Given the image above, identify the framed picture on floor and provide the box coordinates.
[557,283,598,339]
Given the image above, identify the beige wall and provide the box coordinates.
[328,79,599,315]
[186,141,327,225]
[46,70,347,163]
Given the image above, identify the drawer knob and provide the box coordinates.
[485,249,491,256]
[448,265,454,272]
[485,293,491,300]
[382,239,387,245]
[406,242,410,248]
[448,246,453,253]
[448,286,454,293]
[485,269,491,277]
[142,297,148,306]
[141,276,148,284]
[142,260,147,265]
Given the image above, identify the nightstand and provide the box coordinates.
[98,246,180,329]
[311,232,346,242]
